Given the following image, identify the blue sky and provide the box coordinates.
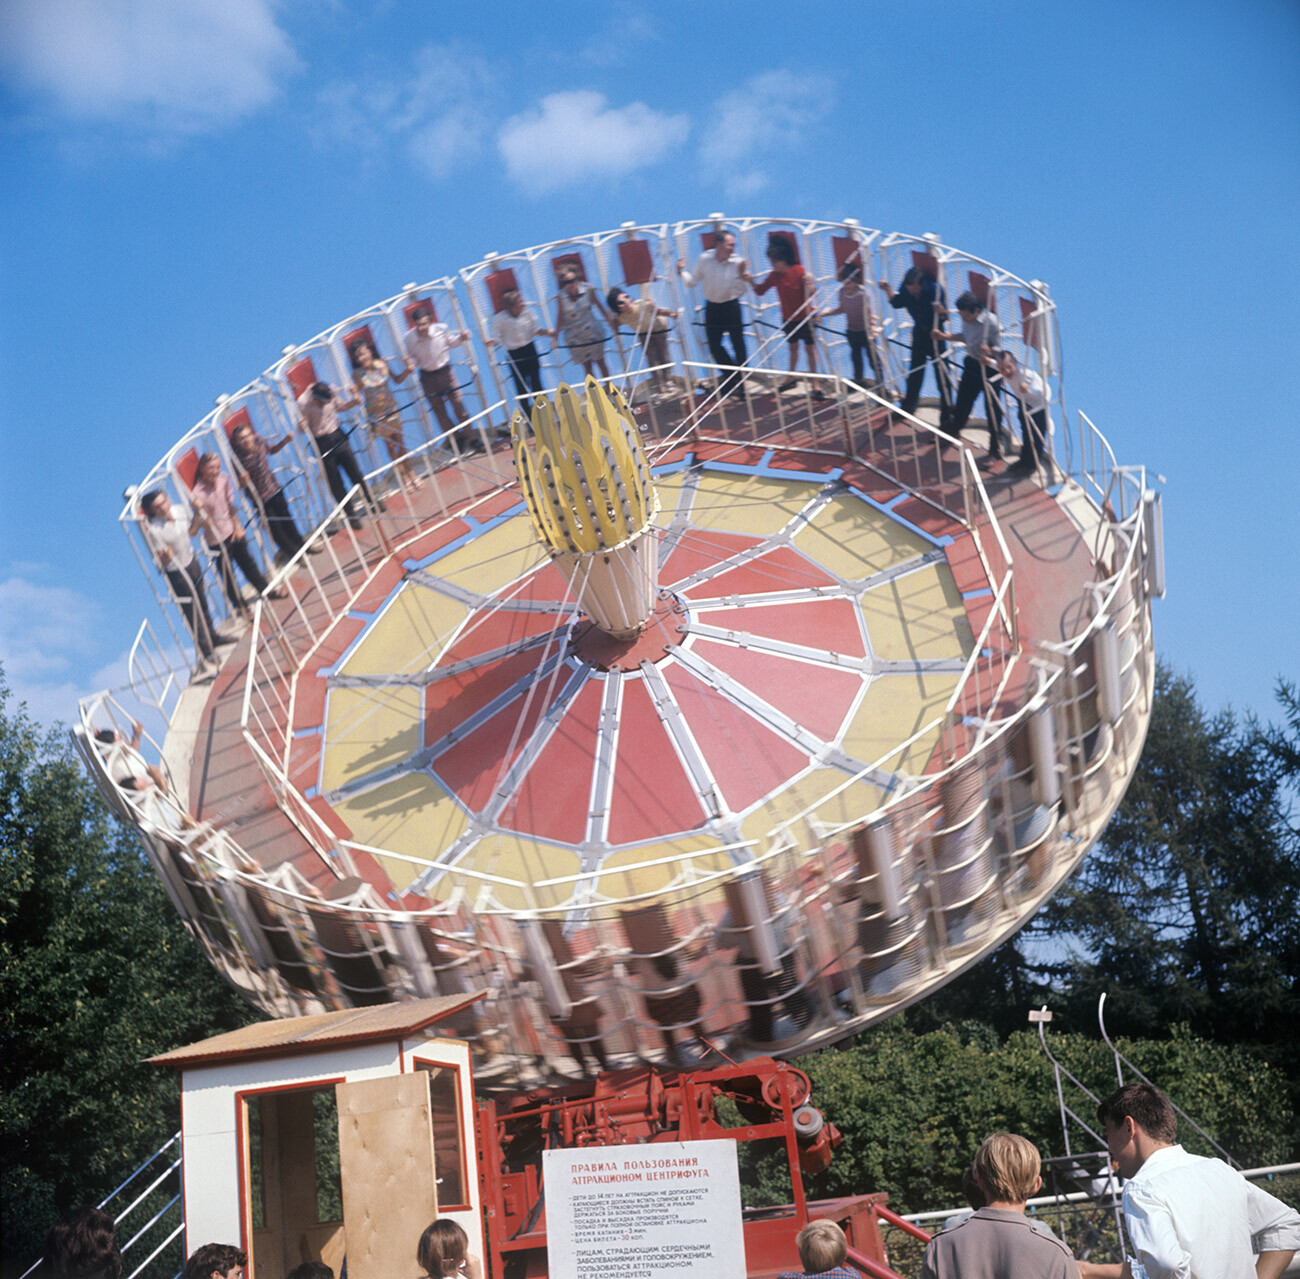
[1,0,1297,728]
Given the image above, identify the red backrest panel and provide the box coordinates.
[968,272,992,309]
[342,324,378,359]
[618,239,656,286]
[222,407,252,441]
[175,448,200,492]
[486,267,521,313]
[911,250,940,280]
[765,229,801,265]
[285,357,319,399]
[1020,295,1041,350]
[832,236,864,272]
[404,298,438,328]
[551,252,587,284]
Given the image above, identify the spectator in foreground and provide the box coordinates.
[403,307,480,453]
[191,452,286,611]
[877,266,952,430]
[778,1219,862,1279]
[417,1218,481,1279]
[296,381,380,530]
[677,229,752,400]
[180,1243,246,1279]
[42,1206,122,1279]
[284,1263,333,1279]
[487,288,550,412]
[752,237,822,397]
[920,1132,1076,1278]
[140,487,226,673]
[1077,1082,1300,1279]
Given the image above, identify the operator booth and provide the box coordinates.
[151,994,484,1279]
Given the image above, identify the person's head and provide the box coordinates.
[42,1206,122,1279]
[606,287,630,314]
[284,1263,333,1279]
[501,289,524,316]
[766,238,795,269]
[94,727,118,745]
[712,230,736,260]
[180,1243,246,1279]
[972,1133,1042,1205]
[961,1161,987,1210]
[794,1220,847,1273]
[838,261,863,286]
[141,489,170,519]
[349,340,376,370]
[956,290,982,319]
[412,308,433,333]
[230,422,256,455]
[417,1220,468,1278]
[1098,1083,1177,1178]
[196,452,221,484]
[901,266,924,296]
[559,269,582,293]
[310,382,334,404]
[996,349,1017,378]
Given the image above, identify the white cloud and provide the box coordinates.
[700,70,835,196]
[0,0,297,134]
[0,576,113,727]
[498,91,689,195]
[312,43,494,180]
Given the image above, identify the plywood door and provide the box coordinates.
[336,1074,438,1279]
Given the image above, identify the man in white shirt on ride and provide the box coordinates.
[676,228,752,399]
[404,306,480,451]
[1077,1082,1299,1279]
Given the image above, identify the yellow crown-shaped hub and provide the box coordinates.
[512,378,658,556]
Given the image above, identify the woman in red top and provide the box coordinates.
[753,237,823,398]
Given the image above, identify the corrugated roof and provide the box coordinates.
[150,992,484,1069]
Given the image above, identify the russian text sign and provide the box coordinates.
[543,1138,746,1279]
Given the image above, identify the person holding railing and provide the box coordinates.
[191,452,286,612]
[996,350,1050,479]
[877,266,953,431]
[752,236,824,399]
[487,288,551,412]
[552,267,613,382]
[229,420,313,564]
[295,381,382,530]
[403,306,482,453]
[822,262,884,391]
[349,339,419,492]
[139,488,232,675]
[677,228,752,400]
[938,291,1006,459]
[606,286,680,399]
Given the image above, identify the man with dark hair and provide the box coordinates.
[42,1206,122,1279]
[1078,1083,1300,1279]
[939,291,1005,457]
[284,1263,333,1279]
[181,1244,246,1279]
[677,229,753,400]
[295,381,381,530]
[877,266,953,431]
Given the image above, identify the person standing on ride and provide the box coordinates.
[229,421,312,563]
[997,350,1050,478]
[606,287,680,397]
[295,381,381,530]
[487,289,550,410]
[677,228,752,399]
[753,238,823,397]
[878,265,953,431]
[139,489,223,670]
[349,340,418,491]
[939,291,1006,458]
[190,452,286,612]
[552,268,613,382]
[403,307,481,452]
[823,262,884,390]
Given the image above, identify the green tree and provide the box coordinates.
[0,674,252,1271]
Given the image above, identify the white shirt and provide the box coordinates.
[143,503,197,570]
[680,251,749,303]
[1007,365,1050,412]
[404,322,467,371]
[296,385,346,438]
[1121,1145,1300,1279]
[491,308,541,350]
